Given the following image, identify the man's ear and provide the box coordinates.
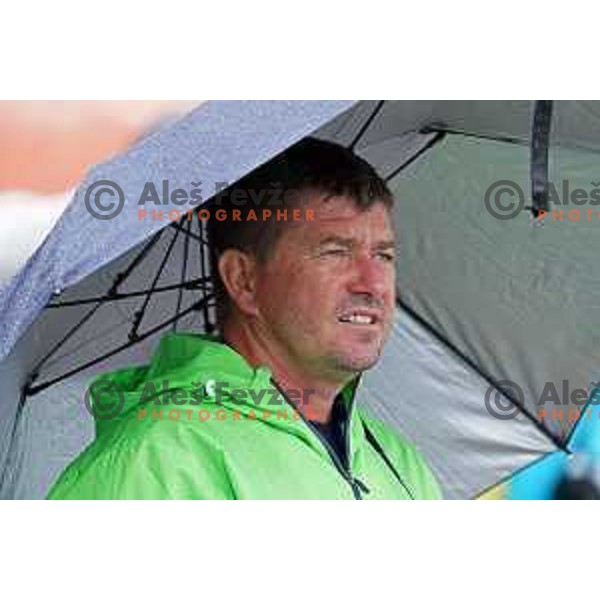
[217,249,260,317]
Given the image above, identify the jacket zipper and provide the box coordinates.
[270,378,369,499]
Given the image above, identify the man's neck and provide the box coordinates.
[222,320,351,423]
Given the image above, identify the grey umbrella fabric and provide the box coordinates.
[2,100,600,499]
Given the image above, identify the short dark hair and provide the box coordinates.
[206,136,393,328]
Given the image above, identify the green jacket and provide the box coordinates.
[48,333,442,500]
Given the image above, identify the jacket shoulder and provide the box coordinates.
[47,415,234,500]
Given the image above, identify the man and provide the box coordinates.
[48,137,442,499]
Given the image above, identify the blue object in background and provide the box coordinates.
[509,388,600,499]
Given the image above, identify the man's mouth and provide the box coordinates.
[337,310,382,326]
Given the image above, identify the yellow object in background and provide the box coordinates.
[476,483,507,500]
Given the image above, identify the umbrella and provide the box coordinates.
[2,100,600,499]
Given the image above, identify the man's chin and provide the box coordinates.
[331,349,381,374]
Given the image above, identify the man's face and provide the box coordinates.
[251,193,396,382]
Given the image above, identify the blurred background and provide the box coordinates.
[0,101,199,283]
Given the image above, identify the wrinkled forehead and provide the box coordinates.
[294,193,395,240]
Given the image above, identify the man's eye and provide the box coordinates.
[321,248,348,257]
[377,252,395,262]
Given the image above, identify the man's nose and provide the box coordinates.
[348,255,392,298]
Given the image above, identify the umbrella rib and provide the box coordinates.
[29,302,104,383]
[25,294,215,398]
[472,448,564,500]
[173,218,192,331]
[27,229,166,380]
[46,276,212,308]
[128,223,182,341]
[198,217,214,333]
[419,125,529,147]
[109,228,165,290]
[384,131,446,182]
[329,105,362,142]
[42,312,138,372]
[0,387,29,494]
[349,100,386,151]
[171,220,204,243]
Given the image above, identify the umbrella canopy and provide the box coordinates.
[1,100,600,499]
